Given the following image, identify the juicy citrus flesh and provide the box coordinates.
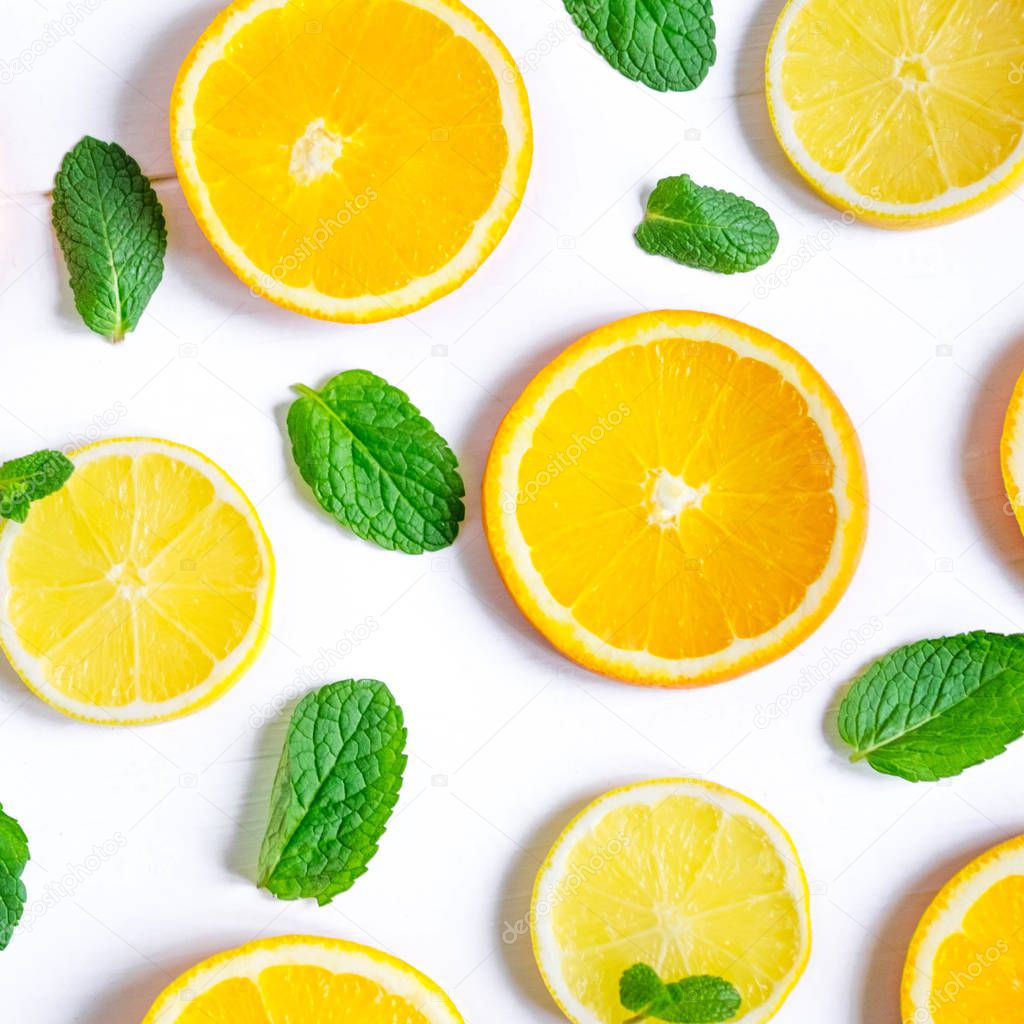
[0,439,273,724]
[483,311,867,686]
[171,0,532,322]
[1001,368,1024,537]
[903,836,1024,1022]
[767,0,1024,225]
[532,780,811,1024]
[142,936,463,1024]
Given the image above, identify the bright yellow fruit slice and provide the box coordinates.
[171,0,532,323]
[0,438,273,725]
[142,935,463,1024]
[903,835,1024,1021]
[532,779,811,1024]
[482,311,868,687]
[1001,368,1024,537]
[766,0,1024,226]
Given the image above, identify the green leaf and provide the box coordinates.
[52,136,167,341]
[0,450,74,523]
[563,0,716,92]
[287,370,465,554]
[621,964,667,1011]
[0,804,29,951]
[620,965,740,1022]
[838,632,1024,782]
[635,174,779,274]
[257,679,407,905]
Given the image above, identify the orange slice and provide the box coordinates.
[171,0,532,323]
[903,835,1024,1022]
[141,935,463,1024]
[482,311,868,686]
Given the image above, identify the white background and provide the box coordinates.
[3,1,1024,1021]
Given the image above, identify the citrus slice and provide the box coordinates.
[766,0,1024,226]
[902,834,1024,1021]
[141,935,463,1024]
[482,310,868,687]
[1001,368,1024,537]
[532,779,811,1024]
[171,0,532,323]
[0,438,273,725]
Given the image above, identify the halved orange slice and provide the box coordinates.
[141,935,463,1023]
[482,311,868,686]
[171,0,532,322]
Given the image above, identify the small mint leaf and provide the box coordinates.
[635,174,779,274]
[838,631,1024,781]
[287,370,465,554]
[257,680,407,904]
[0,804,29,951]
[621,964,666,1011]
[52,136,166,341]
[0,450,74,523]
[564,0,716,92]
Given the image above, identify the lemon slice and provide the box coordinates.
[903,835,1024,1021]
[0,438,273,724]
[483,310,867,687]
[767,0,1024,226]
[171,0,532,322]
[1001,367,1024,537]
[532,779,810,1024]
[142,935,463,1023]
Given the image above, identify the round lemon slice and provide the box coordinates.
[0,438,273,725]
[483,310,868,687]
[171,0,532,322]
[1001,367,1024,536]
[767,0,1024,226]
[532,779,811,1024]
[903,835,1024,1021]
[142,935,463,1023]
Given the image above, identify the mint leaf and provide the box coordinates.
[52,136,166,341]
[0,804,29,951]
[621,964,667,1011]
[620,965,740,1022]
[257,679,407,905]
[564,0,716,92]
[838,632,1024,781]
[0,450,74,523]
[287,370,465,554]
[635,174,779,274]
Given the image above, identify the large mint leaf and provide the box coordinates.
[838,632,1024,782]
[0,805,29,951]
[52,136,166,341]
[0,450,74,523]
[563,0,716,92]
[635,174,778,274]
[287,370,465,554]
[257,680,407,905]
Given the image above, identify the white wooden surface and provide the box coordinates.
[3,1,1024,1022]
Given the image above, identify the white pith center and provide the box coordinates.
[289,118,344,184]
[648,469,706,526]
[896,54,930,87]
[107,560,148,600]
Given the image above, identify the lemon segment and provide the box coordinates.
[532,779,811,1024]
[141,935,463,1024]
[766,0,1024,226]
[0,438,274,724]
[170,0,532,322]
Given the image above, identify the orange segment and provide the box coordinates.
[141,936,463,1024]
[483,311,867,687]
[903,835,1024,1022]
[171,0,532,322]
